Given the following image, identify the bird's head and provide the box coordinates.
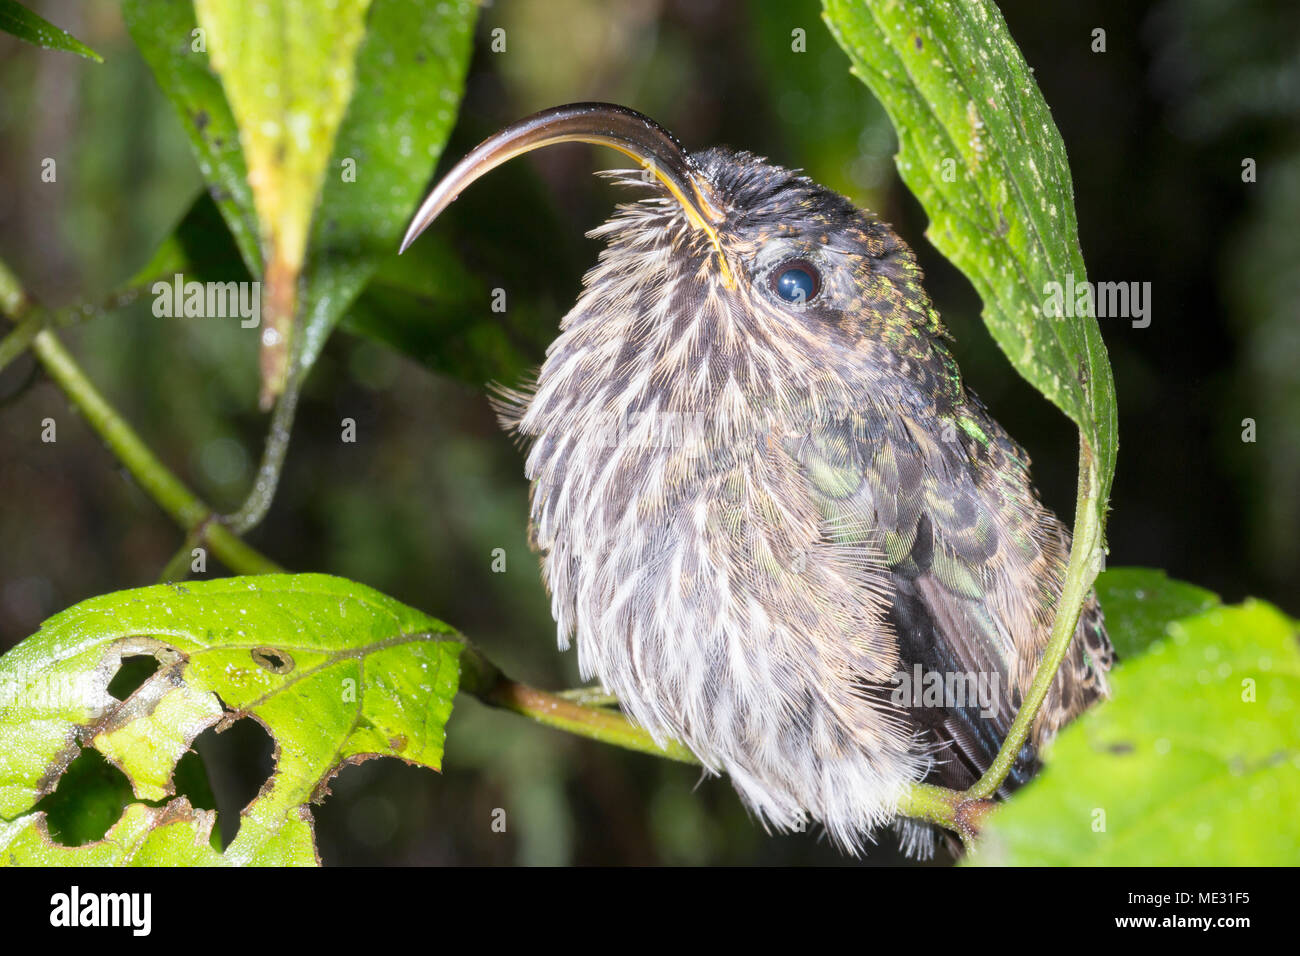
[402,103,953,427]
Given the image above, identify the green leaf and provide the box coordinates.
[122,0,262,276]
[127,0,478,407]
[0,0,102,62]
[0,574,462,866]
[1096,566,1222,659]
[821,0,1118,517]
[293,0,478,383]
[970,597,1300,865]
[193,0,376,402]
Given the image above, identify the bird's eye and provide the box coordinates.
[770,259,821,304]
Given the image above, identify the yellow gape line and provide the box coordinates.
[637,161,733,289]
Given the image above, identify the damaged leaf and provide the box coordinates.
[0,574,462,866]
[822,0,1118,522]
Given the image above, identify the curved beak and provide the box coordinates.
[399,103,729,280]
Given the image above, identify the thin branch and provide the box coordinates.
[897,784,993,851]
[458,647,698,764]
[965,435,1102,799]
[222,369,301,534]
[0,312,43,372]
[30,329,282,576]
[0,257,29,318]
[0,280,155,374]
[0,258,35,371]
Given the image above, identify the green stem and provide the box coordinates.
[0,258,36,371]
[30,329,282,576]
[222,370,301,534]
[966,436,1102,800]
[458,646,699,764]
[0,313,44,372]
[0,257,28,318]
[897,783,992,851]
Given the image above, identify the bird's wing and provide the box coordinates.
[789,403,1107,793]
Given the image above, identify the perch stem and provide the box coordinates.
[222,370,302,534]
[29,329,282,576]
[458,647,699,764]
[966,436,1102,800]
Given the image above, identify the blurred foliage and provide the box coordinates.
[1145,0,1300,596]
[1,0,1298,865]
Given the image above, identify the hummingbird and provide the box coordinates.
[401,103,1113,856]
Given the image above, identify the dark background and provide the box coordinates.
[0,0,1296,864]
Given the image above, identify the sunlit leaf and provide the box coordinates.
[123,0,262,276]
[0,575,461,866]
[192,0,374,405]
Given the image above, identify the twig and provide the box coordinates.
[897,784,994,851]
[221,369,301,534]
[458,647,698,764]
[965,436,1102,799]
[30,329,282,576]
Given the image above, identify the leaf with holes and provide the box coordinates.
[0,574,462,866]
[969,596,1300,865]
